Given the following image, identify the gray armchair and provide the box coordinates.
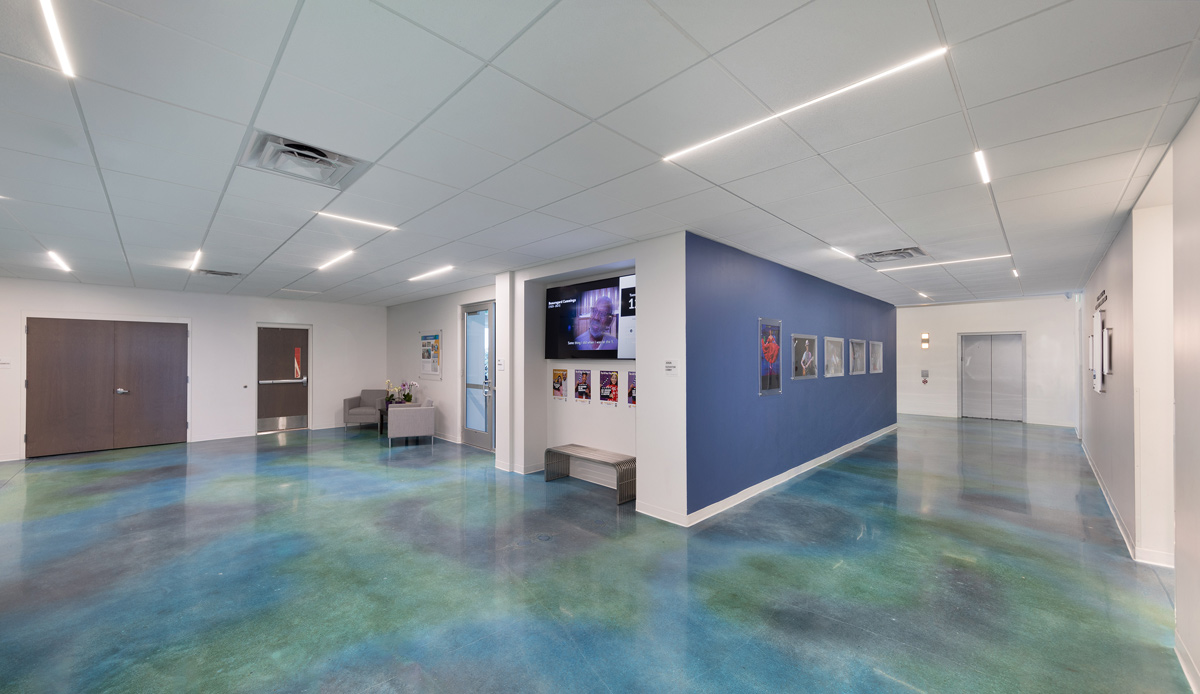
[344,389,387,430]
[386,398,435,446]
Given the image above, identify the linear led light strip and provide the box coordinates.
[318,250,354,270]
[47,251,71,271]
[39,0,74,77]
[189,250,202,271]
[315,212,396,230]
[409,265,454,281]
[664,46,948,161]
[877,254,1011,272]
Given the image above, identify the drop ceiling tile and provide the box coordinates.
[406,241,495,268]
[592,209,683,239]
[1000,180,1125,230]
[75,80,246,162]
[722,223,818,256]
[855,155,978,204]
[991,151,1140,203]
[226,168,339,211]
[0,148,101,191]
[356,230,447,263]
[591,163,711,209]
[984,109,1159,179]
[0,0,58,69]
[0,175,109,212]
[762,185,871,226]
[116,216,205,250]
[33,233,127,262]
[0,110,92,165]
[280,0,480,123]
[1136,145,1169,177]
[496,0,704,119]
[717,0,941,112]
[130,266,188,291]
[933,0,1063,44]
[218,194,315,229]
[1152,99,1198,146]
[1172,44,1200,103]
[523,124,659,188]
[190,252,265,274]
[0,229,42,252]
[653,0,799,53]
[109,196,210,234]
[256,72,416,161]
[208,214,297,241]
[723,156,847,206]
[103,171,220,213]
[674,120,817,184]
[91,135,230,191]
[290,227,386,252]
[373,0,555,58]
[379,127,513,189]
[3,199,117,238]
[460,250,542,275]
[321,195,433,229]
[893,199,999,241]
[124,244,193,269]
[460,212,579,250]
[0,55,80,126]
[798,206,911,252]
[688,207,784,238]
[601,59,776,158]
[951,0,1200,107]
[401,192,527,240]
[970,47,1185,149]
[470,164,583,209]
[823,113,974,182]
[538,189,642,226]
[203,231,284,255]
[58,0,268,122]
[100,0,294,65]
[878,184,994,228]
[650,187,752,224]
[422,67,589,161]
[345,165,459,212]
[514,226,629,259]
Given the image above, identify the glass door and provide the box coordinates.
[462,302,495,450]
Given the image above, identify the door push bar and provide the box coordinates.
[258,376,308,386]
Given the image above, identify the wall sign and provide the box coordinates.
[420,330,442,380]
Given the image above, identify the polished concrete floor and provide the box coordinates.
[0,415,1188,693]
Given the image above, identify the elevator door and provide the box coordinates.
[257,327,309,433]
[960,334,1024,421]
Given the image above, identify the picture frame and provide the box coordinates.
[791,334,818,380]
[824,337,844,378]
[849,339,866,375]
[759,318,782,395]
[419,330,442,380]
[869,340,883,374]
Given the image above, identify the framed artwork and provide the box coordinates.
[420,330,442,380]
[849,339,867,375]
[759,318,782,395]
[869,341,883,374]
[791,334,818,380]
[824,337,844,377]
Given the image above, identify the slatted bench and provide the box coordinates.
[544,444,636,505]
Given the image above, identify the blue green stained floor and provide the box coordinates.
[0,415,1188,693]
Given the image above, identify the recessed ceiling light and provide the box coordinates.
[664,46,948,161]
[278,288,321,294]
[409,266,454,281]
[318,250,354,270]
[1012,268,1019,278]
[315,212,396,230]
[39,0,74,77]
[47,251,71,271]
[831,247,857,259]
[974,150,991,184]
[877,254,1011,272]
[189,250,202,271]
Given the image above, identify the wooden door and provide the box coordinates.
[257,327,309,432]
[113,321,188,448]
[26,318,116,457]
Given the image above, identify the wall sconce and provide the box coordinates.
[921,333,930,349]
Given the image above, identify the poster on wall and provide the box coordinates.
[627,372,636,407]
[759,318,782,395]
[575,369,591,402]
[552,369,568,399]
[420,330,442,380]
[870,341,883,374]
[599,370,619,405]
[824,337,844,377]
[791,334,817,380]
[849,339,867,375]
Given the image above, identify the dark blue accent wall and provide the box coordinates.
[685,233,896,513]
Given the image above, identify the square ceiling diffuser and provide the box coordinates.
[239,131,371,190]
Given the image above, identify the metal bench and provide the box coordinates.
[544,444,636,505]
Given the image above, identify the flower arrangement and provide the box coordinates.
[385,379,418,403]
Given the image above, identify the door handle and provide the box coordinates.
[115,388,129,394]
[258,376,308,386]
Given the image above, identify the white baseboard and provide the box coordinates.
[1179,629,1200,694]
[1080,442,1135,563]
[635,499,688,526]
[682,423,898,527]
[1135,546,1174,568]
[0,450,23,464]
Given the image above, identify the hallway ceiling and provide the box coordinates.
[1,0,1197,306]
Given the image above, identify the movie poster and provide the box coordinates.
[627,371,636,406]
[575,369,591,401]
[420,330,441,380]
[759,318,782,395]
[599,370,618,405]
[552,369,567,399]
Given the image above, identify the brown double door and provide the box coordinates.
[256,327,309,433]
[26,318,188,458]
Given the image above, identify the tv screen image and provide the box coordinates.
[546,275,635,360]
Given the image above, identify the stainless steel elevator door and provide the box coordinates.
[961,335,993,419]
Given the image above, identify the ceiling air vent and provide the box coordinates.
[856,247,928,264]
[195,269,241,278]
[238,132,371,190]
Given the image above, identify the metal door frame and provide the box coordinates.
[461,301,495,450]
[256,322,313,433]
[957,331,1027,422]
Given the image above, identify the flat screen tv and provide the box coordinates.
[545,275,635,360]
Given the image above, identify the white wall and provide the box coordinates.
[506,232,688,523]
[545,359,637,488]
[1173,105,1200,691]
[385,284,495,443]
[0,277,387,462]
[896,295,1079,427]
[1132,204,1175,567]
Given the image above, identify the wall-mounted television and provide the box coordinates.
[545,275,635,360]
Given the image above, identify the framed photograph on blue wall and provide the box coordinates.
[824,337,844,377]
[850,339,867,375]
[759,318,782,395]
[791,334,817,380]
[870,340,883,373]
